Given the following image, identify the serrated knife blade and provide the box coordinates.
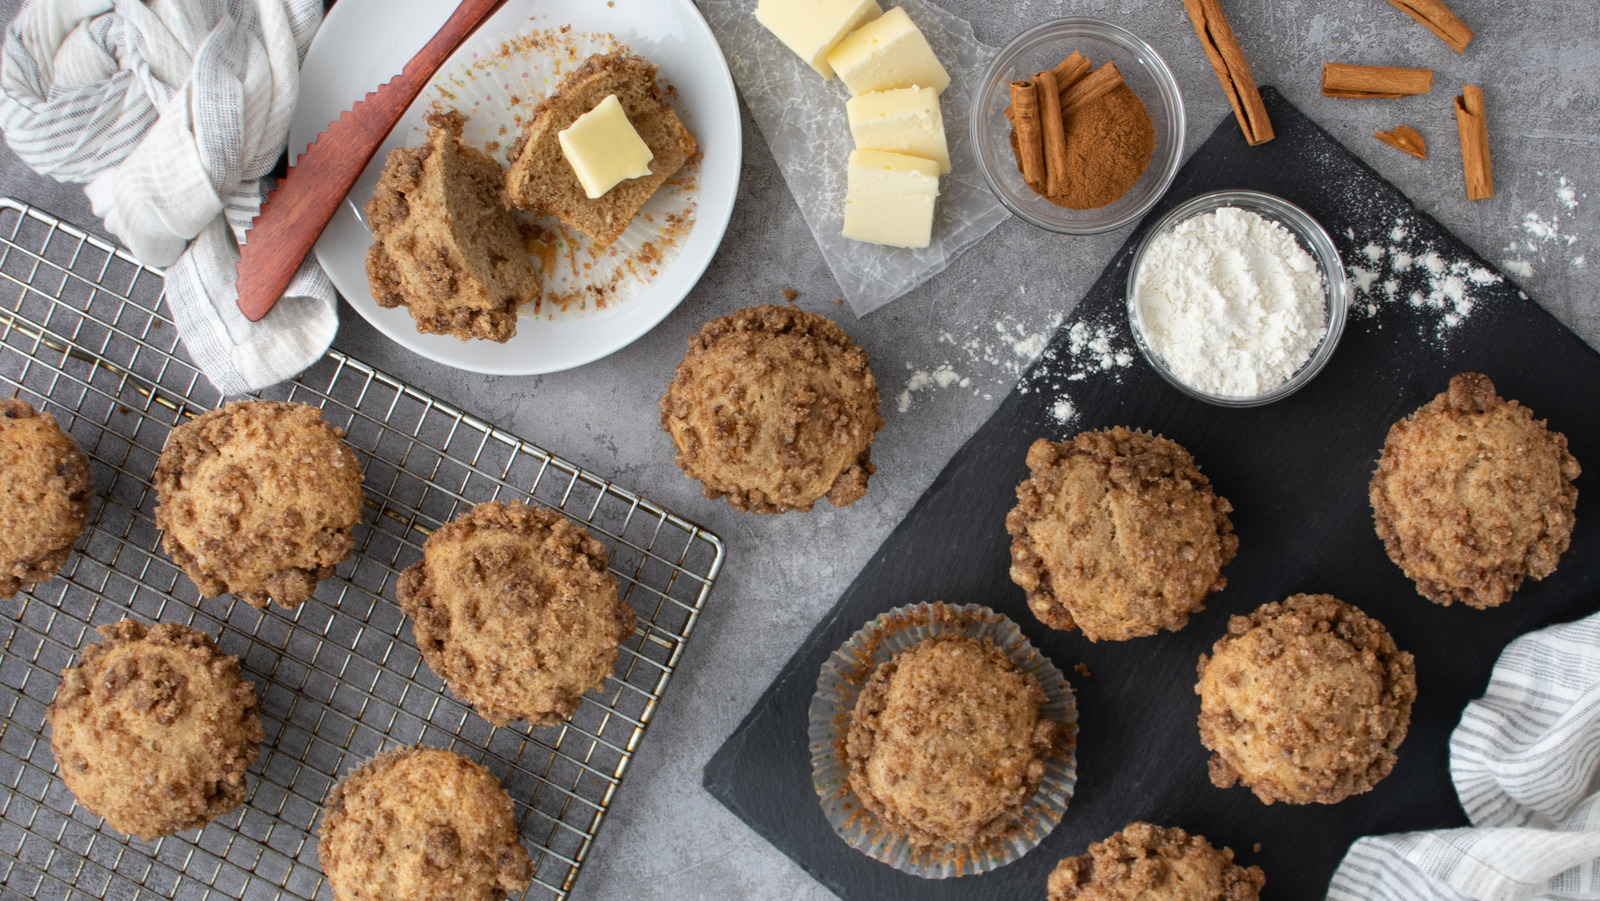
[236,0,509,322]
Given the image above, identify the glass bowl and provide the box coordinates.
[1126,190,1351,408]
[971,18,1184,235]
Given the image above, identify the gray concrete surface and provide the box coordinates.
[1,0,1596,898]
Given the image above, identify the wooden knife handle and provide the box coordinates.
[236,0,509,323]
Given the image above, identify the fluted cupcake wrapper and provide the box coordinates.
[808,602,1078,879]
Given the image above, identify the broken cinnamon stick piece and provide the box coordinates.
[1323,63,1433,99]
[1060,62,1124,116]
[1455,85,1493,201]
[1010,79,1047,189]
[1049,52,1093,89]
[1003,52,1092,121]
[1374,125,1427,159]
[1180,0,1274,145]
[1036,69,1070,198]
[1385,0,1473,53]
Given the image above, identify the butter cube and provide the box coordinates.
[846,86,949,174]
[842,149,940,249]
[755,0,883,79]
[558,95,654,200]
[826,6,950,96]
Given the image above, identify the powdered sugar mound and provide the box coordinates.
[1051,397,1077,425]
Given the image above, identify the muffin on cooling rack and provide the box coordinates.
[1370,372,1580,609]
[1006,428,1237,641]
[154,400,364,609]
[48,620,263,840]
[1048,821,1265,900]
[319,747,531,901]
[0,398,92,599]
[1196,594,1416,806]
[659,304,883,514]
[397,500,634,727]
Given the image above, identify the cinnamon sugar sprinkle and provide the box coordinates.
[426,25,701,317]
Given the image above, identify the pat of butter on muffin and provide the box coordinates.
[558,94,654,199]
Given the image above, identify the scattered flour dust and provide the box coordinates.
[1502,173,1588,279]
[1346,211,1503,337]
[897,363,969,413]
[895,302,1137,422]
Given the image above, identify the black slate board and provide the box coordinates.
[704,88,1600,899]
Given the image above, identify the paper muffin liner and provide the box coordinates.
[809,602,1078,879]
[419,26,701,320]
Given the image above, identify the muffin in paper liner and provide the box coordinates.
[809,602,1078,878]
[422,26,700,319]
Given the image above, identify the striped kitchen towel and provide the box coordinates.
[0,0,335,396]
[1328,612,1600,900]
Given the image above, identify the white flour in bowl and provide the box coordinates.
[1134,207,1327,397]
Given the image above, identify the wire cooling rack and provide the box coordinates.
[0,198,724,901]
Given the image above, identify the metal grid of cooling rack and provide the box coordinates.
[0,198,724,901]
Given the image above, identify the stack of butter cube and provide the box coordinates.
[755,0,952,249]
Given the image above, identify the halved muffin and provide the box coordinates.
[366,110,539,343]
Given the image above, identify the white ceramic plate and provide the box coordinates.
[292,0,741,375]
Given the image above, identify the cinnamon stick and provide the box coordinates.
[1010,79,1047,189]
[1036,69,1070,197]
[1323,63,1433,99]
[1061,62,1124,116]
[1180,0,1273,145]
[1385,0,1473,53]
[1003,52,1092,121]
[1455,85,1493,201]
[1374,125,1427,159]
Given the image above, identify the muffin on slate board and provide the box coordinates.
[1048,821,1265,900]
[397,500,633,727]
[1196,594,1416,805]
[1006,428,1237,641]
[0,398,92,599]
[319,747,531,901]
[1371,371,1580,609]
[846,632,1072,847]
[154,401,364,609]
[660,305,883,514]
[48,620,263,840]
[366,109,540,343]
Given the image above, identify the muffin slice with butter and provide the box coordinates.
[504,53,697,249]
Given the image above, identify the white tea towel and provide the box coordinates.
[1328,612,1600,900]
[0,0,336,396]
